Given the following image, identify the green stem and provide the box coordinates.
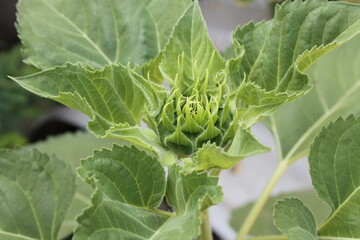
[199,210,213,240]
[236,160,289,240]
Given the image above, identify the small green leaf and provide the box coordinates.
[236,82,300,128]
[274,198,317,240]
[160,1,225,87]
[12,64,167,136]
[105,123,176,166]
[75,145,222,240]
[188,126,270,171]
[188,143,241,171]
[227,126,270,157]
[0,148,75,240]
[17,0,191,69]
[230,190,330,236]
[309,115,360,237]
[166,166,223,214]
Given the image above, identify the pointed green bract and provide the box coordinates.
[0,148,75,240]
[266,35,360,162]
[75,145,222,240]
[12,64,167,136]
[160,1,225,87]
[274,198,317,240]
[309,116,360,237]
[17,0,191,69]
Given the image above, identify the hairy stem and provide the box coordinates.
[236,160,289,240]
[199,210,213,240]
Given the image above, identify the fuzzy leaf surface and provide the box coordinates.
[187,127,269,171]
[234,0,360,129]
[266,35,360,163]
[309,116,360,238]
[29,132,122,239]
[105,123,177,166]
[274,198,317,240]
[17,0,191,69]
[160,2,225,87]
[75,145,222,240]
[13,64,167,136]
[0,148,75,240]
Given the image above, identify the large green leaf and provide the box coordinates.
[234,0,360,131]
[75,145,222,239]
[267,34,360,163]
[309,115,360,237]
[159,1,225,87]
[29,131,122,239]
[0,148,75,240]
[12,64,167,136]
[17,0,191,69]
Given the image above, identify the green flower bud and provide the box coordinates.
[157,60,239,156]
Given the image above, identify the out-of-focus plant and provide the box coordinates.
[0,45,54,148]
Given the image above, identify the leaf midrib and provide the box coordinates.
[40,0,112,65]
[282,80,360,163]
[0,230,39,240]
[317,186,360,234]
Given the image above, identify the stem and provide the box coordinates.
[236,160,289,240]
[199,210,213,240]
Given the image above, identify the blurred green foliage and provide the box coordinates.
[0,45,55,148]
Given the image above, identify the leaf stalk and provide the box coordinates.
[236,160,289,240]
[199,209,213,240]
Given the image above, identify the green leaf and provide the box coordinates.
[230,190,330,236]
[166,166,223,214]
[28,131,122,239]
[159,1,225,87]
[234,0,360,131]
[266,34,360,163]
[0,148,75,240]
[75,145,222,240]
[105,123,177,166]
[17,0,191,69]
[309,115,360,238]
[186,127,270,171]
[235,0,360,93]
[79,145,166,208]
[12,64,167,136]
[274,198,317,240]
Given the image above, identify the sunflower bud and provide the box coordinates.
[157,59,238,156]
